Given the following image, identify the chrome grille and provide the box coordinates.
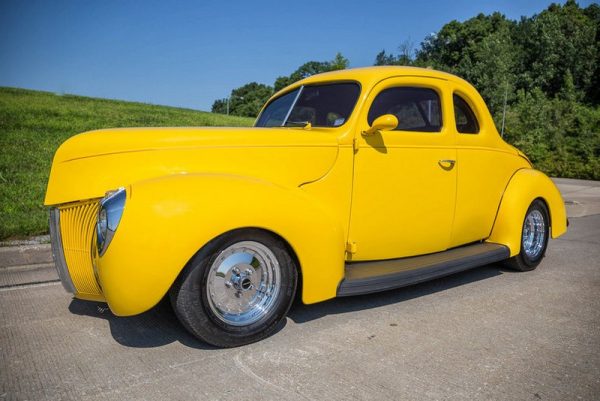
[49,208,75,293]
[50,200,102,297]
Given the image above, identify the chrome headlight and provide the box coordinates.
[96,187,126,256]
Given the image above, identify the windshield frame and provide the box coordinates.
[281,86,304,126]
[255,80,362,129]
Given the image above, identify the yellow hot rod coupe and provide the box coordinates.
[45,67,567,347]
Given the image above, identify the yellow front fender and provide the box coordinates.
[97,173,345,316]
[488,169,567,256]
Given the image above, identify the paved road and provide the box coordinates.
[1,180,599,401]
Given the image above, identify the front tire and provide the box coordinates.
[170,229,297,347]
[504,199,550,272]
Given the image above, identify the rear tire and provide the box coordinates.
[504,199,550,272]
[170,229,297,347]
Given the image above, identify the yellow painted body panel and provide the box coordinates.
[45,127,338,206]
[488,169,567,256]
[43,66,567,316]
[300,146,355,241]
[451,148,529,247]
[98,174,345,315]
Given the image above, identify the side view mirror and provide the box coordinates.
[362,114,398,136]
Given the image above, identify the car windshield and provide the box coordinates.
[255,82,360,128]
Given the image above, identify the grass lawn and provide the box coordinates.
[0,87,254,240]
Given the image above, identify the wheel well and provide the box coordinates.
[534,197,551,229]
[175,227,303,301]
[260,228,304,305]
[250,228,303,297]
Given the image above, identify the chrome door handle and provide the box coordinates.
[438,159,456,170]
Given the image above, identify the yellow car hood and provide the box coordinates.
[44,127,339,205]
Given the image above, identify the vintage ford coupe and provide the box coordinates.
[45,67,567,347]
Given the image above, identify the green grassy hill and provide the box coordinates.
[0,87,254,240]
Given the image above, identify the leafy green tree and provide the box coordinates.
[469,22,518,120]
[374,40,415,66]
[211,82,273,118]
[374,50,398,66]
[330,52,349,70]
[274,53,349,92]
[504,88,600,180]
[516,0,597,100]
[583,3,600,103]
[211,99,227,115]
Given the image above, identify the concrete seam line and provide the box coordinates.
[0,280,61,292]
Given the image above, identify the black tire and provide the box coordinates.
[169,229,297,348]
[504,199,550,272]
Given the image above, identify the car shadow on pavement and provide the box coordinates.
[68,297,220,350]
[68,295,289,349]
[68,264,505,349]
[289,263,506,324]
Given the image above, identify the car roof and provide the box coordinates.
[291,66,471,91]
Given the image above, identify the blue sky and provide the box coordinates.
[0,0,594,112]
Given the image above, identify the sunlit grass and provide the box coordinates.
[0,87,254,240]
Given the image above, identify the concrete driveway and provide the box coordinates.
[1,179,599,400]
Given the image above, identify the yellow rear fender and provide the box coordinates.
[488,169,567,256]
[97,173,345,316]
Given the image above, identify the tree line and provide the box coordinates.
[212,0,600,180]
[211,53,349,118]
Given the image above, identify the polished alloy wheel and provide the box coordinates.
[206,241,281,326]
[522,209,546,259]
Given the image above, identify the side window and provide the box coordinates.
[453,94,479,134]
[368,87,442,132]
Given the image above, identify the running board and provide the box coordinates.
[337,242,509,297]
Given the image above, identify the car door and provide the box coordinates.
[348,77,457,261]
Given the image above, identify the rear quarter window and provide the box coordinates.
[453,94,480,134]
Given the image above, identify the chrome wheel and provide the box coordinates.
[206,241,282,326]
[522,209,546,259]
[171,229,297,347]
